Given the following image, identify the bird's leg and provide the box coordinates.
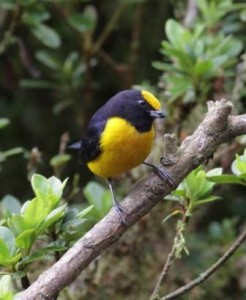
[106,178,127,225]
[143,161,174,187]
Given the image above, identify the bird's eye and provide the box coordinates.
[138,100,145,106]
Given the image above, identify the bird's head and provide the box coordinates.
[108,89,165,132]
[137,90,165,119]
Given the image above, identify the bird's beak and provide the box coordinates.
[149,110,166,119]
[68,141,81,150]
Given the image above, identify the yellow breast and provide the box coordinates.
[87,117,154,178]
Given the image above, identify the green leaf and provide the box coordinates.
[232,151,246,176]
[184,169,199,200]
[206,168,223,177]
[77,205,94,219]
[0,227,16,257]
[196,170,215,198]
[0,227,18,266]
[171,187,186,197]
[68,15,92,33]
[31,174,49,200]
[61,218,87,238]
[152,61,177,72]
[3,147,24,158]
[7,215,27,237]
[19,244,67,266]
[164,194,182,202]
[224,39,243,57]
[31,24,61,48]
[83,181,106,210]
[38,204,66,235]
[50,154,71,168]
[68,5,97,33]
[35,51,61,70]
[0,118,10,129]
[240,9,246,21]
[83,181,111,219]
[0,1,16,10]
[185,168,215,202]
[22,197,45,228]
[194,195,222,206]
[207,174,244,185]
[19,0,37,6]
[0,239,11,266]
[193,60,213,76]
[1,195,21,216]
[22,10,50,26]
[165,19,185,50]
[62,52,80,78]
[31,174,66,214]
[15,229,35,250]
[0,152,6,163]
[20,79,57,89]
[166,76,192,98]
[47,176,65,206]
[211,55,229,68]
[162,43,194,70]
[238,173,246,180]
[0,275,14,298]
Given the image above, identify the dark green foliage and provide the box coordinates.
[0,0,246,299]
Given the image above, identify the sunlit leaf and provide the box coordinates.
[15,229,35,250]
[0,227,19,266]
[37,204,66,235]
[1,195,21,216]
[0,275,14,298]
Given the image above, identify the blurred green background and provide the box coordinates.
[0,0,246,299]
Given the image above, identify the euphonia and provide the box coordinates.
[70,90,172,224]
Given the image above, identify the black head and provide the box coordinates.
[90,90,165,132]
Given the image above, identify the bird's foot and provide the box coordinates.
[143,161,174,187]
[114,200,127,226]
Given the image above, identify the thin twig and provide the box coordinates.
[150,232,178,300]
[0,6,22,55]
[93,3,126,53]
[150,213,189,300]
[161,227,246,300]
[128,3,144,67]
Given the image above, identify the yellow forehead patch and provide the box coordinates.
[141,90,161,110]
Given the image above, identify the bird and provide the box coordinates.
[69,89,173,224]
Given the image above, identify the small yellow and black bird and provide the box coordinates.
[70,90,172,223]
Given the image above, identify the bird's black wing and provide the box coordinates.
[75,90,142,163]
[79,120,106,164]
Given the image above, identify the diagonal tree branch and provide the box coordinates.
[21,100,246,299]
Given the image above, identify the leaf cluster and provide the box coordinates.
[0,174,92,290]
[153,0,245,104]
